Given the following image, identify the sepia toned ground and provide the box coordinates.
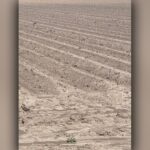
[19,3,131,150]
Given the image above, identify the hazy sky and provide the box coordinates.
[19,0,130,4]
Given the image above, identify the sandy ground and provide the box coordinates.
[19,3,131,150]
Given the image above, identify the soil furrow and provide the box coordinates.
[19,19,131,52]
[19,50,114,92]
[19,10,131,31]
[19,32,131,73]
[19,18,131,44]
[19,22,131,58]
[19,6,131,24]
[20,4,131,20]
[19,38,131,86]
[19,16,131,38]
[19,32,130,64]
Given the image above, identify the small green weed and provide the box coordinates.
[66,137,77,144]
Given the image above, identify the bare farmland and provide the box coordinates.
[19,3,131,150]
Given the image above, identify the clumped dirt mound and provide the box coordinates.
[19,3,131,150]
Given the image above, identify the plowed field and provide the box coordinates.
[19,3,131,150]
